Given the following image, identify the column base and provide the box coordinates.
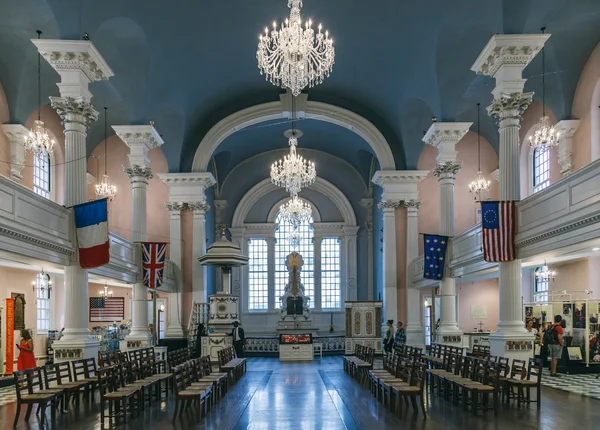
[489,331,535,361]
[405,325,425,351]
[122,331,152,351]
[164,325,185,339]
[53,337,100,363]
[436,326,464,346]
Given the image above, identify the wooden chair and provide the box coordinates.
[31,367,66,414]
[53,362,88,405]
[461,360,500,416]
[71,358,98,402]
[510,357,542,408]
[505,359,527,405]
[172,365,212,421]
[98,366,140,426]
[13,369,58,427]
[394,362,427,418]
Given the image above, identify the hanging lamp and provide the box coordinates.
[95,107,117,201]
[468,103,491,201]
[24,30,55,155]
[529,27,559,150]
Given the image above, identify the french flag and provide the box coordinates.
[74,199,110,269]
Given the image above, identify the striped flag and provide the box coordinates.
[142,242,167,289]
[89,297,124,321]
[73,199,109,268]
[481,201,517,262]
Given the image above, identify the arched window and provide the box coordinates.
[248,238,269,310]
[532,146,550,193]
[274,213,314,309]
[33,152,51,199]
[534,268,549,303]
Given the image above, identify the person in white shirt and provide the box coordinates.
[231,320,246,358]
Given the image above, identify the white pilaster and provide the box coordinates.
[424,122,472,342]
[343,226,360,302]
[164,202,185,338]
[1,125,28,183]
[404,199,424,350]
[472,34,548,359]
[35,37,113,362]
[360,198,374,300]
[115,124,164,345]
[189,202,210,301]
[372,171,428,324]
[554,120,580,178]
[314,235,322,311]
[229,227,246,306]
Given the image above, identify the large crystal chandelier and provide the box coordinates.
[24,30,55,156]
[529,27,559,150]
[535,260,556,282]
[257,0,335,96]
[469,103,491,201]
[270,131,316,196]
[279,196,312,227]
[95,107,117,201]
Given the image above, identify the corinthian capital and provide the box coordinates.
[123,165,153,181]
[432,161,462,179]
[377,200,401,211]
[402,199,421,211]
[188,202,210,215]
[165,202,185,212]
[487,93,533,122]
[50,96,98,128]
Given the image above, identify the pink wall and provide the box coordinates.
[87,136,170,245]
[395,207,407,324]
[550,258,590,295]
[416,131,498,253]
[457,278,499,333]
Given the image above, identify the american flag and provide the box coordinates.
[89,297,124,321]
[481,201,517,262]
[142,242,167,289]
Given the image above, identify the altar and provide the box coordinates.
[279,333,314,361]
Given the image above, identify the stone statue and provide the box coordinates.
[280,251,310,316]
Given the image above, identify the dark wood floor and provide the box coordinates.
[1,357,598,430]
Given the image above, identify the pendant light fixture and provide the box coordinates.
[468,103,491,201]
[95,107,117,201]
[529,27,559,150]
[24,30,56,155]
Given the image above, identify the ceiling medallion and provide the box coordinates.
[257,0,335,96]
[469,103,491,201]
[95,107,117,201]
[270,130,316,197]
[529,27,559,150]
[25,30,55,156]
[279,196,312,228]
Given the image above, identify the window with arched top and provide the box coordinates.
[532,146,550,193]
[534,268,549,303]
[33,152,51,199]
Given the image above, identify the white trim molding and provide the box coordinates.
[192,94,396,172]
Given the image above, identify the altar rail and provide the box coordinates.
[411,158,600,282]
[245,335,345,356]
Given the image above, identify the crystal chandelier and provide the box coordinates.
[24,30,55,156]
[535,260,556,282]
[95,107,117,201]
[529,27,559,150]
[287,229,303,250]
[32,269,52,298]
[257,0,335,96]
[279,196,312,227]
[469,103,491,201]
[270,131,316,196]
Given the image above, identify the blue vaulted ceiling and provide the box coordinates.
[0,0,599,181]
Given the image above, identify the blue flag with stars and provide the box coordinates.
[423,234,449,280]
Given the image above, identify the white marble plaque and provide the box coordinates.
[470,305,487,319]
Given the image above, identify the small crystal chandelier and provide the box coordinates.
[24,30,55,156]
[287,229,303,250]
[270,130,316,196]
[32,269,52,298]
[279,196,312,227]
[469,103,491,201]
[535,260,556,282]
[257,0,335,96]
[529,27,559,150]
[99,283,113,298]
[95,107,117,201]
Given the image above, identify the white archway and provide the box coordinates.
[232,176,357,227]
[192,99,396,172]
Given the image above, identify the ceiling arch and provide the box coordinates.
[232,177,357,227]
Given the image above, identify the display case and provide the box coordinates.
[279,334,313,345]
[279,333,314,361]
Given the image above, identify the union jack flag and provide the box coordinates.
[142,242,167,289]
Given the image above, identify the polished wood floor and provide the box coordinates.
[1,357,598,429]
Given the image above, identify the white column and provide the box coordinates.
[554,120,580,178]
[164,202,184,338]
[343,226,359,302]
[34,37,114,361]
[190,202,210,300]
[360,198,374,300]
[378,200,401,323]
[314,235,322,310]
[404,200,424,349]
[423,122,472,342]
[229,226,245,301]
[114,124,164,345]
[1,125,28,183]
[472,34,549,359]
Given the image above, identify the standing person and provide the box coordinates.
[543,315,564,377]
[17,329,36,370]
[231,320,245,358]
[383,320,394,354]
[195,323,205,358]
[394,321,406,347]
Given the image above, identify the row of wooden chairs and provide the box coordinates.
[424,343,465,368]
[168,347,193,368]
[394,344,424,361]
[472,344,491,359]
[367,356,428,418]
[343,345,375,384]
[217,346,246,382]
[172,356,231,421]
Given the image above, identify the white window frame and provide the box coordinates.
[320,237,342,310]
[532,146,550,194]
[35,273,51,335]
[248,238,269,311]
[33,152,51,199]
[534,268,549,303]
